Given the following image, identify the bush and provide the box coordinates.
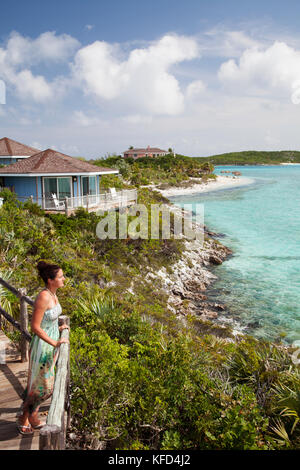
[69,300,272,450]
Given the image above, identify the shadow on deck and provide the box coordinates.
[0,331,50,450]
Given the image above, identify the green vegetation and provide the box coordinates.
[0,180,299,450]
[93,153,215,188]
[194,150,300,166]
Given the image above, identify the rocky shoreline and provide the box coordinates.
[143,200,244,340]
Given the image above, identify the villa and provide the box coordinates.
[123,146,167,159]
[0,147,137,215]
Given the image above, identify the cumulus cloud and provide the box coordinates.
[5,31,80,66]
[218,41,300,99]
[72,34,200,115]
[0,31,80,102]
[10,69,53,102]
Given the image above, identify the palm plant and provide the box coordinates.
[77,291,115,322]
[0,270,16,317]
[269,369,300,445]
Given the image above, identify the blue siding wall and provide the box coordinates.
[3,176,40,200]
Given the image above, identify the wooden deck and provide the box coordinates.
[0,330,51,450]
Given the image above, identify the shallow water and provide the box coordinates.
[168,165,300,344]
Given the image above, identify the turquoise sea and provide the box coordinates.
[168,165,300,344]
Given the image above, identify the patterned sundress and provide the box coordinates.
[21,299,61,414]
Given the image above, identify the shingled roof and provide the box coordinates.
[0,137,40,156]
[0,148,118,175]
[124,147,167,155]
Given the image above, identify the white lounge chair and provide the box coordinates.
[51,193,65,210]
[109,187,118,198]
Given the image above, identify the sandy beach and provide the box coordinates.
[147,175,255,198]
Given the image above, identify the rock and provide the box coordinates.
[209,254,223,265]
[202,311,218,319]
[213,303,226,311]
[141,204,233,332]
[247,320,260,328]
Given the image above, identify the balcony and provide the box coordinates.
[15,189,138,215]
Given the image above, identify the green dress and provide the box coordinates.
[21,299,61,414]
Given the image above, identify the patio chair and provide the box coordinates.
[109,187,118,199]
[51,193,65,210]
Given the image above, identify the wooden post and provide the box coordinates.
[39,425,61,450]
[19,288,29,362]
[59,315,71,441]
[65,197,68,216]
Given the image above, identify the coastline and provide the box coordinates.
[145,174,255,198]
[143,200,245,340]
[142,176,254,339]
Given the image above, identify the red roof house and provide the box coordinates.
[123,145,167,159]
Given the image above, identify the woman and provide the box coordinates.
[17,261,69,435]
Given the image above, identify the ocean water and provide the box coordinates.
[168,165,300,344]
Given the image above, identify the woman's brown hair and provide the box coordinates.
[37,260,61,285]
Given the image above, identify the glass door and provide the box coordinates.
[43,177,58,209]
[43,177,72,209]
[82,176,97,205]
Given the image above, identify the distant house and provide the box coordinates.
[123,146,167,159]
[0,137,40,165]
[0,148,138,214]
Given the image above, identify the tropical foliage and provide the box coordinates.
[93,153,215,187]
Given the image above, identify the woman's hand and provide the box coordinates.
[55,338,69,348]
[59,324,70,332]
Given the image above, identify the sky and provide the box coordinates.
[1,0,300,158]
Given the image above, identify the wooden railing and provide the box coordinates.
[0,277,70,450]
[0,278,33,362]
[39,315,70,450]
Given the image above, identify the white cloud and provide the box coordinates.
[73,34,200,115]
[5,31,80,66]
[0,31,80,103]
[218,41,300,98]
[199,28,263,58]
[186,80,206,99]
[11,69,53,102]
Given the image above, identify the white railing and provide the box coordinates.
[66,189,137,211]
[16,189,138,212]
